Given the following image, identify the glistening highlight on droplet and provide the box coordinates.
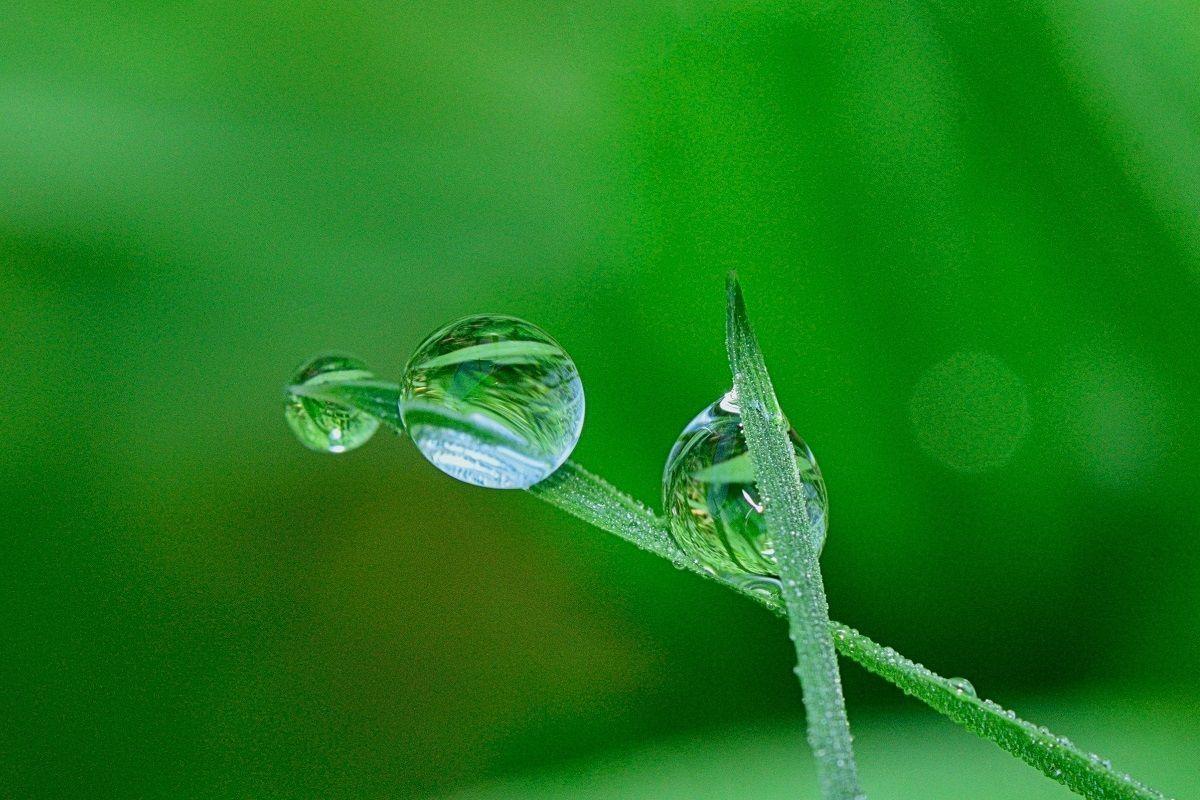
[400,315,585,489]
[662,389,828,599]
[284,354,381,453]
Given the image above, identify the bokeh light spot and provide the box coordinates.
[909,351,1030,473]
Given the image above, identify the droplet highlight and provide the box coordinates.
[285,354,381,453]
[400,315,584,489]
[662,389,828,598]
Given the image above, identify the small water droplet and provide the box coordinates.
[400,315,584,489]
[948,677,976,697]
[285,354,380,454]
[662,390,827,597]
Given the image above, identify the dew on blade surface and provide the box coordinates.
[400,315,584,489]
[662,389,828,600]
[284,354,381,453]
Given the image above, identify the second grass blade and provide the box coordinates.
[725,274,865,800]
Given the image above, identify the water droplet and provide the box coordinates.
[662,390,828,597]
[400,315,584,489]
[948,677,976,697]
[285,354,381,453]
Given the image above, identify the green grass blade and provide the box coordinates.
[830,623,1169,800]
[523,456,1172,799]
[308,377,1173,800]
[528,461,681,563]
[724,274,865,800]
[415,340,564,370]
[288,379,406,430]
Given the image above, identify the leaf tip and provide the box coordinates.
[725,272,749,348]
[725,271,742,304]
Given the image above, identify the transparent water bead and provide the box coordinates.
[285,354,381,453]
[662,390,828,598]
[400,315,584,489]
[948,677,977,697]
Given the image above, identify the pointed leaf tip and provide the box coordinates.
[721,275,864,797]
[726,271,743,312]
[725,273,750,355]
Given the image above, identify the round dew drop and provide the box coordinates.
[285,354,381,454]
[400,315,585,489]
[948,677,977,697]
[662,389,828,600]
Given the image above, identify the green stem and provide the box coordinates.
[313,378,1173,800]
[531,460,1169,800]
[725,275,862,800]
[528,462,681,563]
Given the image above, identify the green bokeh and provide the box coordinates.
[2,2,1196,798]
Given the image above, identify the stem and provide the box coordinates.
[779,560,863,798]
[725,275,863,800]
[831,624,1169,800]
[530,461,1169,800]
[309,376,1173,800]
[528,462,680,563]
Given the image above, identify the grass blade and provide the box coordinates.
[313,375,1174,800]
[415,340,564,370]
[526,463,1172,799]
[528,462,681,562]
[288,379,406,429]
[831,623,1169,800]
[725,273,865,800]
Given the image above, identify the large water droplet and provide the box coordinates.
[400,315,584,489]
[948,677,977,697]
[285,354,381,453]
[662,390,828,597]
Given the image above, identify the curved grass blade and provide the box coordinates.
[287,379,405,430]
[311,377,1173,800]
[725,273,865,800]
[415,340,563,370]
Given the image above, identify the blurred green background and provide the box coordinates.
[2,2,1198,798]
